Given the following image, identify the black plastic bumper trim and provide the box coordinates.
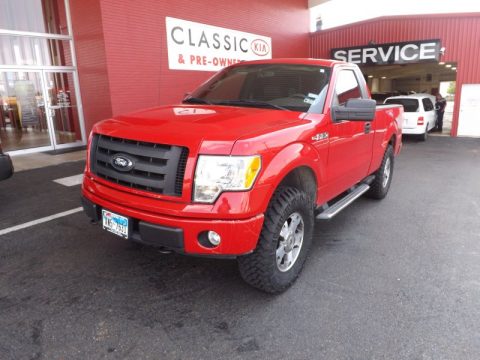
[81,196,101,222]
[133,222,184,249]
[81,196,184,250]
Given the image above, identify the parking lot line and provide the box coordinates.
[53,174,84,187]
[0,207,83,237]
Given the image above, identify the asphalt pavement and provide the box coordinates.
[0,136,479,359]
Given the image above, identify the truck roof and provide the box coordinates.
[230,58,346,68]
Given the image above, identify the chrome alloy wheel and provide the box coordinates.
[382,157,391,188]
[276,212,304,272]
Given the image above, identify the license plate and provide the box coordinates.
[102,210,129,239]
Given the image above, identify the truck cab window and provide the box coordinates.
[335,70,362,105]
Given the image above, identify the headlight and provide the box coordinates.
[194,155,262,203]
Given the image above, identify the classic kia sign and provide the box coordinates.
[165,17,272,71]
[331,40,442,65]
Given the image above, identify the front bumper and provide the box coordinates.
[81,190,264,256]
[0,153,13,181]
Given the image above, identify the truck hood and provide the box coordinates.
[92,104,307,154]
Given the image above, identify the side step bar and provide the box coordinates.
[316,183,370,220]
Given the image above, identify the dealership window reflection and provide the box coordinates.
[0,35,72,67]
[0,0,69,35]
[1,0,85,152]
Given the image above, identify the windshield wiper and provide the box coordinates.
[182,97,212,105]
[215,99,290,111]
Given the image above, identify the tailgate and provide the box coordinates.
[402,113,419,129]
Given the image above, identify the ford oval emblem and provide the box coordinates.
[111,153,134,172]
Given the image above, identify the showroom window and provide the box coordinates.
[0,0,85,154]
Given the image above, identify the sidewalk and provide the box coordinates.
[10,150,86,172]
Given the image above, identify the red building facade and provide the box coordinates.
[70,0,310,134]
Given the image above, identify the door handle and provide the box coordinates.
[364,122,371,134]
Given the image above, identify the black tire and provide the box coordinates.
[237,187,314,293]
[419,126,428,141]
[366,145,394,200]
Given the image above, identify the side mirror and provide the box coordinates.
[332,98,376,122]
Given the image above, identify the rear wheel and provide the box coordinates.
[366,145,394,199]
[238,187,314,293]
[419,125,428,141]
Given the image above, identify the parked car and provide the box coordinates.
[371,92,391,105]
[0,142,13,181]
[82,59,403,293]
[384,94,437,141]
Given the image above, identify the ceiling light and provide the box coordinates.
[381,76,386,79]
[439,62,445,65]
[452,67,457,70]
[446,64,452,68]
[368,75,373,78]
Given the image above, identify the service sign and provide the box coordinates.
[166,17,272,71]
[331,40,442,65]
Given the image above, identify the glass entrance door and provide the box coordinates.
[0,69,85,152]
[44,71,83,147]
[0,70,53,151]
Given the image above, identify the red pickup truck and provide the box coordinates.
[82,59,403,293]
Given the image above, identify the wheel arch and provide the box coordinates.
[277,166,317,205]
[388,134,396,149]
[257,142,323,212]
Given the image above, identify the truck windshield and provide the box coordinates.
[385,98,419,112]
[184,64,332,113]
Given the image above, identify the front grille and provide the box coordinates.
[90,134,189,196]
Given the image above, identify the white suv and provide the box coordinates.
[384,94,437,141]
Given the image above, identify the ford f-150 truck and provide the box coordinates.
[82,59,403,293]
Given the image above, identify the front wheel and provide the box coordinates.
[366,145,394,199]
[238,187,314,293]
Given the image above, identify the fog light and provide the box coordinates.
[207,231,221,246]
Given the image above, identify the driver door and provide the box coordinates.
[326,68,375,197]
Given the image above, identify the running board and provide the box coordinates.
[315,183,370,220]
